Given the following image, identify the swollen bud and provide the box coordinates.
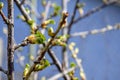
[23,64,30,78]
[41,19,55,28]
[51,3,61,16]
[27,30,46,44]
[34,59,50,71]
[17,15,26,21]
[41,0,46,6]
[0,2,4,10]
[48,27,55,37]
[51,39,66,47]
[70,62,76,68]
[76,3,85,9]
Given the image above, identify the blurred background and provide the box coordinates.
[0,0,120,80]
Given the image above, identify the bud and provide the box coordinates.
[23,64,30,78]
[70,62,76,68]
[80,71,86,80]
[34,59,50,71]
[0,2,4,10]
[51,3,61,16]
[17,15,26,21]
[78,8,84,16]
[27,30,46,44]
[41,19,55,28]
[77,3,85,9]
[48,27,55,37]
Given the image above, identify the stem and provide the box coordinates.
[61,0,69,71]
[0,66,8,75]
[73,1,117,24]
[7,0,14,80]
[14,0,31,21]
[24,12,68,80]
[48,49,70,80]
[0,10,10,25]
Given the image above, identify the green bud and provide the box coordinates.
[0,2,4,10]
[41,19,55,28]
[25,8,30,14]
[51,3,61,16]
[70,62,76,68]
[27,30,46,44]
[27,20,35,25]
[23,64,30,78]
[17,15,25,21]
[41,0,46,6]
[48,19,55,24]
[76,3,85,9]
[51,39,66,47]
[48,27,55,37]
[34,59,50,71]
[73,77,79,80]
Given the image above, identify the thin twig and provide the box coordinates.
[14,0,31,21]
[67,0,79,34]
[48,67,76,80]
[61,0,70,71]
[70,24,120,38]
[61,0,79,72]
[0,67,8,74]
[20,0,26,5]
[23,12,69,80]
[48,49,70,80]
[0,10,11,25]
[14,40,29,50]
[73,1,117,24]
[7,0,14,80]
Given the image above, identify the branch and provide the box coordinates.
[14,0,31,21]
[48,67,76,80]
[48,49,70,80]
[0,67,8,74]
[14,40,29,50]
[20,0,26,5]
[7,0,14,80]
[0,10,12,25]
[73,1,117,24]
[61,0,70,71]
[67,0,79,34]
[23,12,69,80]
[70,24,120,38]
[61,0,79,71]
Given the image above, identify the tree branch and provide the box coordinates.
[48,49,70,80]
[70,24,120,38]
[23,12,69,80]
[73,1,117,24]
[14,0,31,21]
[48,67,76,80]
[14,40,29,50]
[20,0,26,5]
[61,0,70,71]
[0,66,8,75]
[61,0,79,72]
[67,0,79,34]
[0,10,12,25]
[7,0,14,80]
